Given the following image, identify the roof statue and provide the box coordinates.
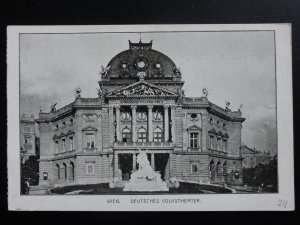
[238,104,243,112]
[202,88,208,97]
[225,101,231,111]
[50,102,57,112]
[100,65,111,78]
[74,87,82,98]
[97,87,103,98]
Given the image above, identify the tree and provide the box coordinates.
[242,157,278,192]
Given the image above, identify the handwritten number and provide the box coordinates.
[277,199,288,208]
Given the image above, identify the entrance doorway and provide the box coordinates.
[119,154,133,181]
[154,153,170,181]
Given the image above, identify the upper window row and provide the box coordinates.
[55,118,74,129]
[55,136,74,154]
[209,118,226,128]
[209,136,227,152]
[122,127,163,143]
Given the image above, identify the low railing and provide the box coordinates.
[209,149,228,156]
[113,142,173,148]
[54,150,76,157]
[83,148,97,153]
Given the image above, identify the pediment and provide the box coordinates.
[186,125,201,131]
[82,125,97,132]
[107,81,177,98]
[208,128,217,134]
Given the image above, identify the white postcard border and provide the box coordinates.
[7,24,294,211]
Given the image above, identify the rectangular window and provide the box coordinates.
[137,133,147,142]
[223,140,227,152]
[122,132,132,143]
[154,132,162,142]
[190,133,198,148]
[191,163,198,174]
[24,136,31,145]
[210,136,214,149]
[86,164,95,175]
[69,137,73,151]
[217,138,221,151]
[24,126,31,133]
[62,139,66,152]
[86,134,95,148]
[55,141,59,154]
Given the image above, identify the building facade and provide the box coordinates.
[36,40,245,187]
[241,145,272,168]
[20,114,37,163]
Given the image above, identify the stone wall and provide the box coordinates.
[173,154,210,183]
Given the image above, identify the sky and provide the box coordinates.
[20,31,277,155]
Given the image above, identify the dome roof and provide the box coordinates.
[104,40,182,80]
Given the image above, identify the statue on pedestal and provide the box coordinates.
[123,149,169,192]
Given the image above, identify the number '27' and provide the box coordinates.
[277,199,288,208]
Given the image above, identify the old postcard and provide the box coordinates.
[7,24,294,211]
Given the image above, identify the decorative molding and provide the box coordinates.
[83,113,95,123]
[186,125,202,131]
[82,125,97,132]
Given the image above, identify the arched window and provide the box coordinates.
[216,161,222,177]
[137,128,147,143]
[55,164,60,180]
[122,128,132,143]
[222,139,227,152]
[209,136,214,149]
[209,160,215,180]
[153,127,163,142]
[63,163,67,181]
[69,162,75,181]
[223,162,228,176]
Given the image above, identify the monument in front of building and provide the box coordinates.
[124,149,169,192]
[35,39,245,191]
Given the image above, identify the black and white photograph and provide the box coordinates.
[7,25,294,211]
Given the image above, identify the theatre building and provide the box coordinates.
[36,40,245,187]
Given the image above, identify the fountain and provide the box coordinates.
[123,149,169,192]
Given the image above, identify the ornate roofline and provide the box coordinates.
[106,80,179,98]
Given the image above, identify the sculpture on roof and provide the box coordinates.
[173,66,182,77]
[100,65,111,77]
[238,104,243,112]
[50,103,57,112]
[97,87,103,98]
[225,101,231,111]
[202,88,208,97]
[74,87,82,98]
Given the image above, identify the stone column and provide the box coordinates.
[131,106,137,142]
[164,105,169,142]
[133,153,137,171]
[109,106,114,145]
[115,106,121,142]
[151,153,155,170]
[171,106,176,143]
[114,152,119,181]
[148,105,153,142]
[201,113,208,152]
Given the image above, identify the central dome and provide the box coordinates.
[105,40,182,80]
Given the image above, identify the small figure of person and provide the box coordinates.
[25,179,30,194]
